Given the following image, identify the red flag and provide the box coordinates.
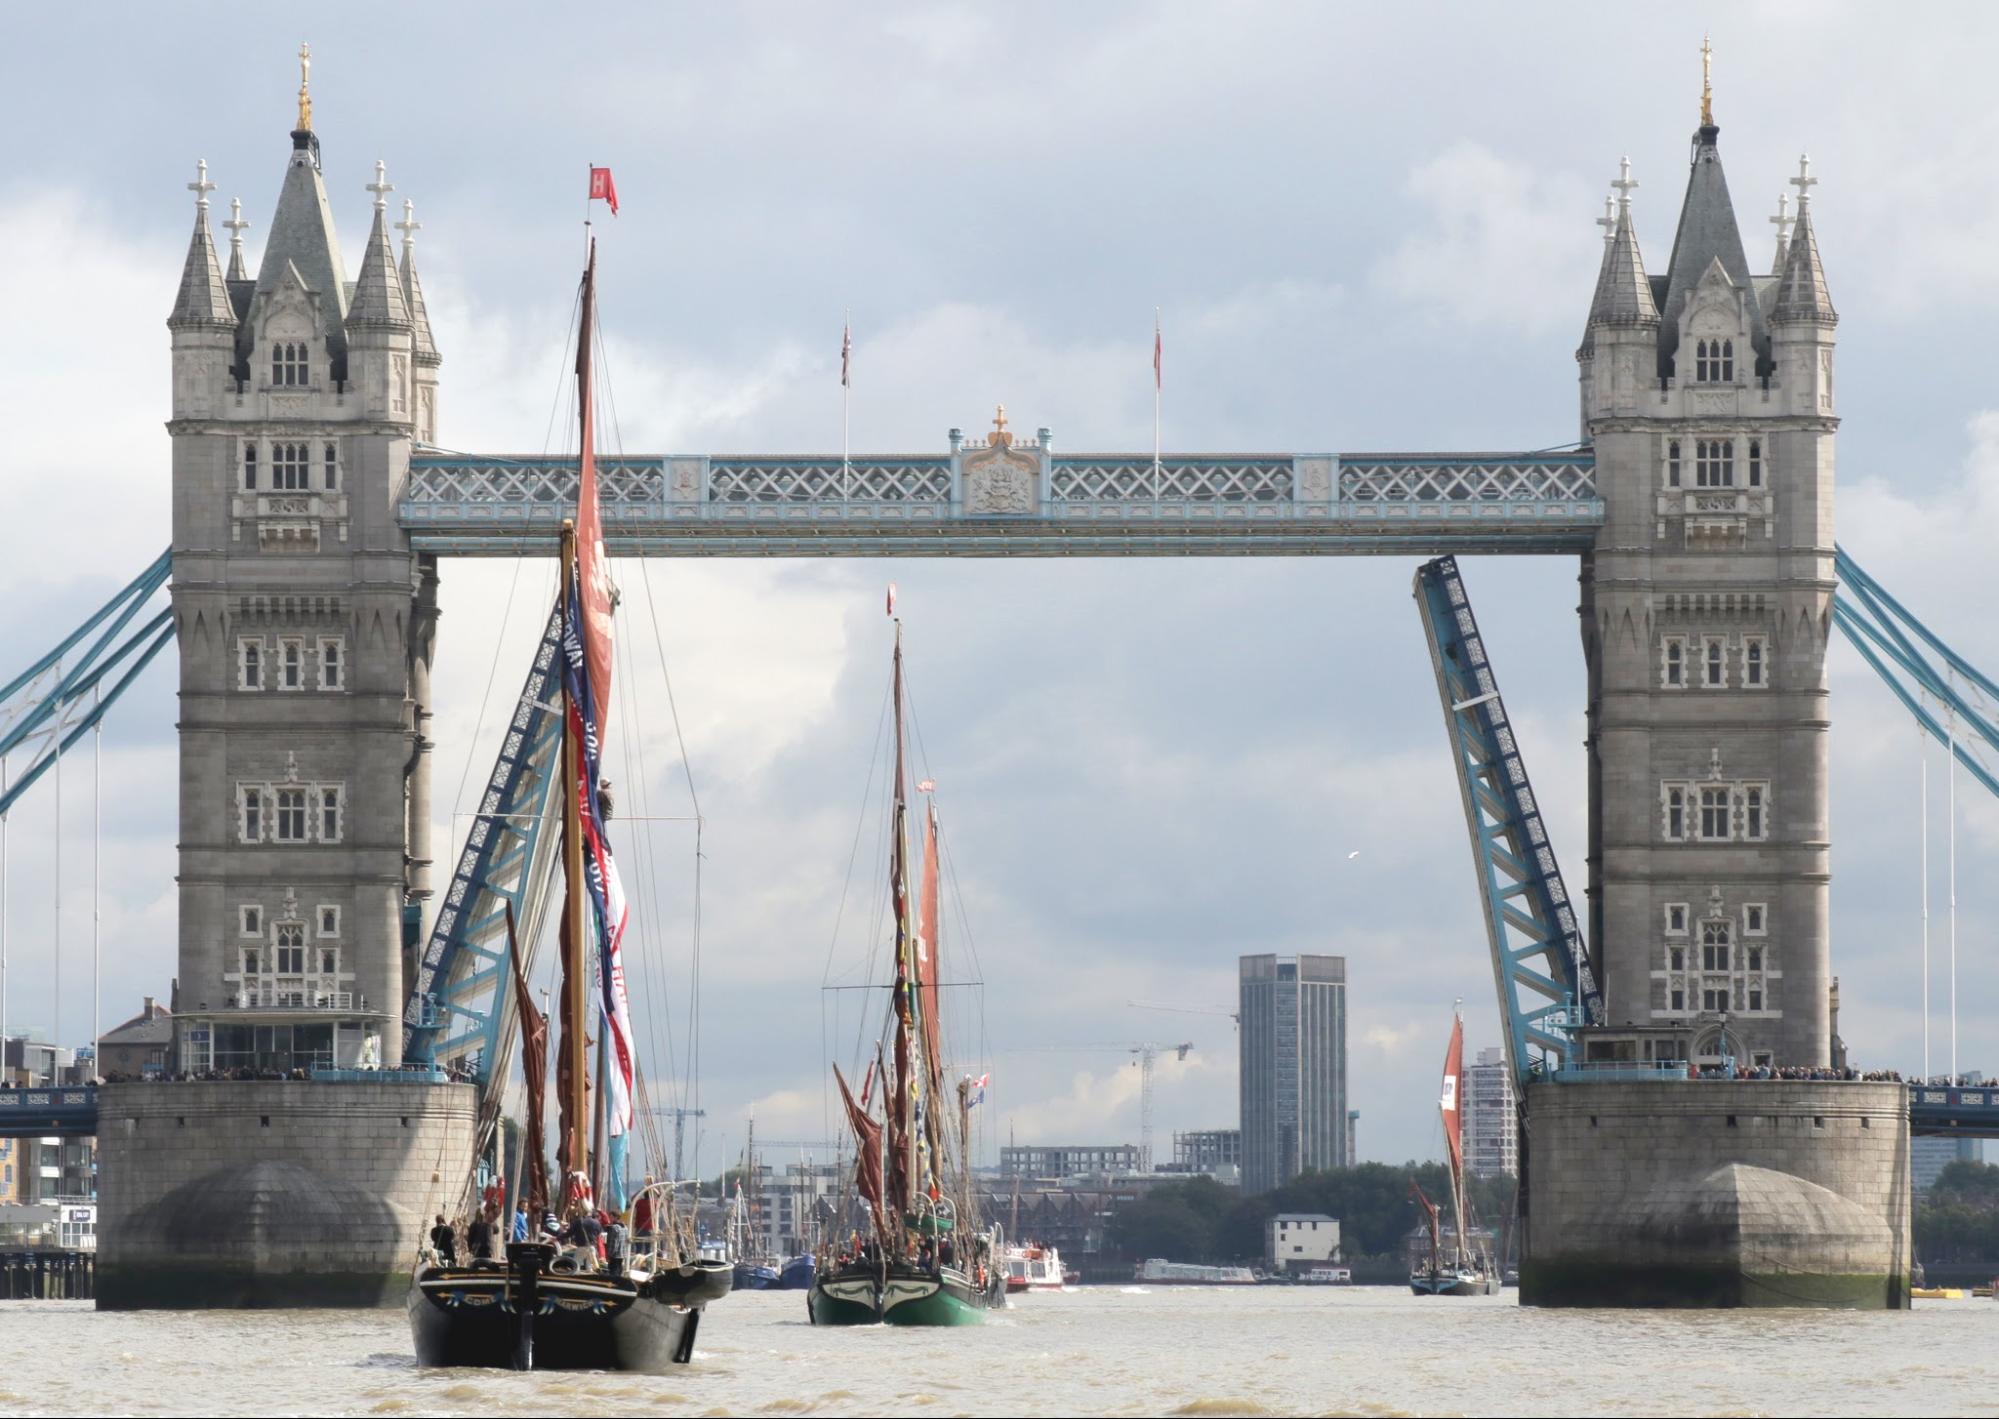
[1153,312,1162,390]
[841,318,853,388]
[886,582,897,618]
[589,166,619,217]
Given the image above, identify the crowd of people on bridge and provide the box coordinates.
[1689,1063,1904,1082]
[95,1061,477,1085]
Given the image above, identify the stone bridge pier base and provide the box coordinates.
[1520,1079,1911,1308]
[94,1080,477,1308]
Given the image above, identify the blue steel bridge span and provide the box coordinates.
[396,447,1603,557]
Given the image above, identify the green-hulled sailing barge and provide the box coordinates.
[809,611,1006,1326]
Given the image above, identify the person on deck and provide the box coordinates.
[467,1208,494,1262]
[633,1178,655,1238]
[430,1214,457,1266]
[605,1215,628,1276]
[512,1203,530,1243]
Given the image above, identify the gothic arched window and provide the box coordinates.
[271,341,309,387]
[273,442,309,491]
[1720,339,1734,382]
[1694,339,1710,382]
[1667,439,1681,488]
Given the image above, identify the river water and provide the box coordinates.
[0,1287,1986,1416]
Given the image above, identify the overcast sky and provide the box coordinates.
[2,3,1998,1171]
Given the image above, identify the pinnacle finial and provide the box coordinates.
[1770,192,1792,238]
[992,402,1009,445]
[367,160,393,213]
[1699,33,1713,127]
[224,197,249,247]
[1611,156,1638,213]
[297,41,313,133]
[187,158,216,212]
[1596,193,1616,244]
[1790,153,1818,209]
[395,197,421,258]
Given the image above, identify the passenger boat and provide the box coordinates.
[1004,1242,1069,1293]
[1409,1003,1502,1298]
[407,242,730,1369]
[809,611,1008,1327]
[1133,1258,1259,1285]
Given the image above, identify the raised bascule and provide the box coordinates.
[16,49,1989,1306]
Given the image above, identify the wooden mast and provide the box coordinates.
[561,522,588,1187]
[561,246,598,1192]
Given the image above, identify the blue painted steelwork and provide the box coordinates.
[0,1086,96,1138]
[1414,556,1603,1088]
[0,550,174,818]
[1909,1085,1999,1138]
[402,606,565,1088]
[1835,544,1999,800]
[397,450,1601,556]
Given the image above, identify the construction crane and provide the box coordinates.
[1011,1042,1193,1174]
[637,1106,706,1184]
[1128,999,1239,1030]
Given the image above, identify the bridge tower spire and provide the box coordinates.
[165,58,437,1071]
[1575,106,1836,1069]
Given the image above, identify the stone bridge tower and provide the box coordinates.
[1576,94,1838,1067]
[164,66,440,1071]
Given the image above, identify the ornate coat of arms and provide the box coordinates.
[962,405,1038,515]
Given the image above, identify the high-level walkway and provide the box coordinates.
[398,446,1601,556]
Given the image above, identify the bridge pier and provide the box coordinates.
[1521,1079,1911,1308]
[94,1080,474,1309]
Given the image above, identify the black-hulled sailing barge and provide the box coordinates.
[809,609,1007,1326]
[407,243,730,1369]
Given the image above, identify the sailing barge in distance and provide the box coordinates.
[1409,1003,1502,1297]
[809,606,1008,1326]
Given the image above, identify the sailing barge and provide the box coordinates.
[1409,1003,1502,1297]
[407,242,729,1369]
[809,613,1008,1326]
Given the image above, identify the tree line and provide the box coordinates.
[1916,1160,1999,1264]
[1108,1163,1517,1265]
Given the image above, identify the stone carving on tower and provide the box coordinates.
[1575,44,1835,1069]
[961,404,1040,514]
[165,55,440,1072]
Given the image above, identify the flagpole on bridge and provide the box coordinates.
[841,312,853,502]
[1152,308,1162,503]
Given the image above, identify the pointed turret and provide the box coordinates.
[1772,186,1835,326]
[396,199,438,361]
[1586,166,1659,332]
[223,197,251,282]
[347,165,412,330]
[168,161,235,330]
[397,198,441,443]
[345,162,415,424]
[1657,119,1766,376]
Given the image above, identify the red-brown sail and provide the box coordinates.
[835,1062,886,1237]
[917,800,944,1095]
[1439,1010,1465,1179]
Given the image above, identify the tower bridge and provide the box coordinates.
[5,52,1979,1308]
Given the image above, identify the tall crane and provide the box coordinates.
[1012,1041,1193,1174]
[638,1105,706,1183]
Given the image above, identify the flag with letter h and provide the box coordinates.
[589,166,619,216]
